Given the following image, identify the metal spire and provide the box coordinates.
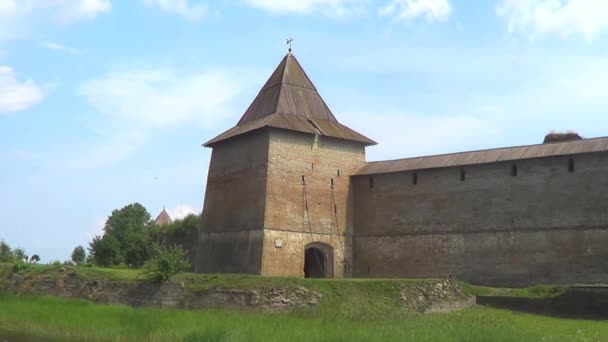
[286,37,293,53]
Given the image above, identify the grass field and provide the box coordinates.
[0,264,604,341]
[0,293,606,342]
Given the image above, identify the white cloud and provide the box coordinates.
[41,41,83,55]
[497,0,608,42]
[63,130,147,169]
[0,66,44,113]
[79,68,250,126]
[54,0,112,23]
[379,0,451,22]
[243,0,367,17]
[167,204,197,220]
[143,0,207,20]
[0,0,110,39]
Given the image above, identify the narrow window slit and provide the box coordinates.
[412,173,418,185]
[568,158,575,173]
[369,176,374,188]
[334,205,337,214]
[460,168,466,182]
[330,178,334,189]
[511,164,518,177]
[337,170,340,177]
[301,175,306,185]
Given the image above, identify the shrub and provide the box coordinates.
[140,244,190,283]
[11,261,28,273]
[51,260,62,267]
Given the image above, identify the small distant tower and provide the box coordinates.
[155,206,173,226]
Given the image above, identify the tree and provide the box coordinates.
[88,235,122,267]
[0,240,12,262]
[29,254,40,263]
[71,245,86,265]
[88,203,155,267]
[12,248,27,262]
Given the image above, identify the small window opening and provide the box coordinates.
[311,163,314,171]
[330,178,334,189]
[511,164,518,177]
[334,205,337,214]
[337,170,340,177]
[412,173,418,185]
[460,168,466,182]
[301,175,306,185]
[568,158,575,173]
[369,176,374,188]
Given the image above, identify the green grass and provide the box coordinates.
[0,293,605,342]
[0,263,596,341]
[0,262,567,299]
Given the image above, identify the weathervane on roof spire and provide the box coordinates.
[286,37,294,53]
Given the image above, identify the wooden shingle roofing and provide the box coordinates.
[204,53,375,147]
[354,136,608,176]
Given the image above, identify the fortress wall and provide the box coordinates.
[260,229,350,277]
[352,152,608,286]
[264,129,365,235]
[197,131,270,274]
[261,129,365,276]
[195,230,264,274]
[201,130,269,232]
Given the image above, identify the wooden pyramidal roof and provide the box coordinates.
[204,53,376,147]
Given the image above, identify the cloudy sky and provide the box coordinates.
[1,0,608,262]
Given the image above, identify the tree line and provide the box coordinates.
[87,203,200,268]
[2,202,200,269]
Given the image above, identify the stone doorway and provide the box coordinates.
[304,242,333,278]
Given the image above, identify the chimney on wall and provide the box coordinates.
[543,131,583,144]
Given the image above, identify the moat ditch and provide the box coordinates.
[477,286,608,320]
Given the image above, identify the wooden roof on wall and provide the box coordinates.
[204,53,376,147]
[354,136,608,176]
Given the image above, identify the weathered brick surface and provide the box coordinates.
[260,129,364,277]
[198,128,364,276]
[261,229,350,277]
[352,152,608,286]
[197,131,269,274]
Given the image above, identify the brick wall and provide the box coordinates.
[196,131,269,274]
[261,129,365,277]
[352,152,608,286]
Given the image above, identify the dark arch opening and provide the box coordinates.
[304,243,333,278]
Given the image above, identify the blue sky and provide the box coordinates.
[1,0,608,262]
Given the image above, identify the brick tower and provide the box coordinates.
[197,53,375,277]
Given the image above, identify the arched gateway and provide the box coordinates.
[304,242,334,278]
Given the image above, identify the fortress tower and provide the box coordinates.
[197,53,375,277]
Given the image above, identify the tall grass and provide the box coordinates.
[0,293,605,342]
